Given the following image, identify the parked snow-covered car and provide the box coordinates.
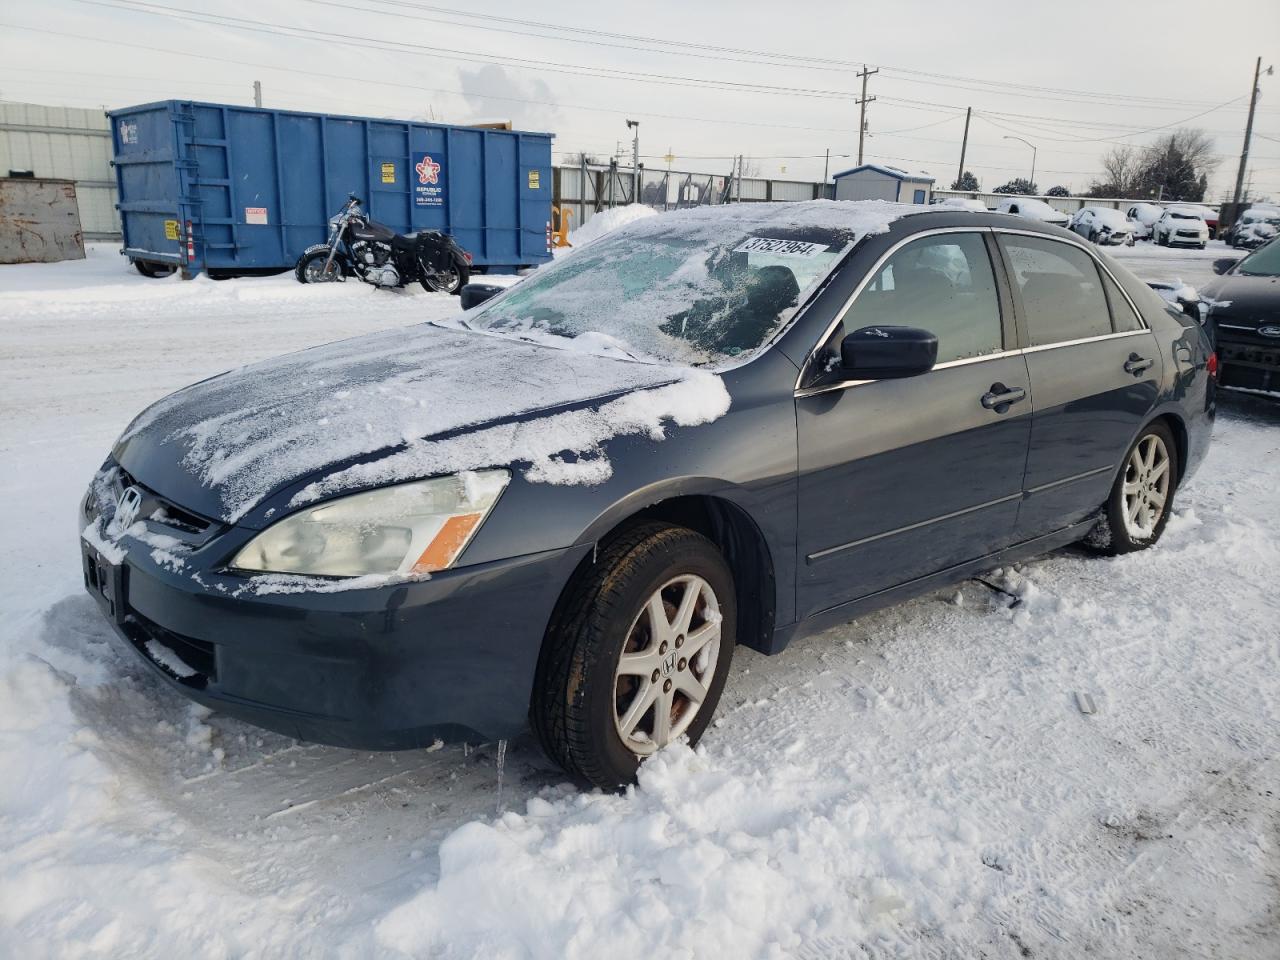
[1152,209,1209,248]
[933,197,988,212]
[1201,238,1280,396]
[1126,202,1164,240]
[79,202,1216,790]
[1224,206,1280,250]
[1070,207,1135,246]
[996,197,1071,227]
[1171,203,1219,238]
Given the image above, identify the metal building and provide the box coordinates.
[0,101,119,241]
[832,164,935,205]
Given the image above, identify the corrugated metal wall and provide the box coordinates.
[0,102,119,241]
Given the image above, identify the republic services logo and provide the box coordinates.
[416,155,441,185]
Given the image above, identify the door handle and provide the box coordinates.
[980,383,1026,411]
[1124,353,1154,376]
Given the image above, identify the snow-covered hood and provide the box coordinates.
[113,324,729,526]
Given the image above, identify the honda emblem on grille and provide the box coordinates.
[1259,325,1280,338]
[116,485,143,528]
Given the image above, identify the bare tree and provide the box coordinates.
[1100,145,1142,196]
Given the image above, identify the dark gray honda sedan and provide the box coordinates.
[81,202,1216,788]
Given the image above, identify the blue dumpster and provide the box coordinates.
[109,100,554,277]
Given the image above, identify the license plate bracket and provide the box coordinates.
[82,542,127,623]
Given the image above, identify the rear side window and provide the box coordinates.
[999,235,1112,346]
[1098,268,1144,333]
[838,232,1003,364]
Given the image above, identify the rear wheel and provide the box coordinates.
[421,258,470,295]
[1085,421,1178,555]
[134,259,176,278]
[531,522,736,789]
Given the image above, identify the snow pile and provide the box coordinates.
[563,204,658,250]
[293,368,730,503]
[376,742,982,957]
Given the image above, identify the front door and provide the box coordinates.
[795,230,1032,619]
[994,233,1162,538]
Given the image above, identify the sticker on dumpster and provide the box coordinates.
[118,119,138,145]
[245,207,268,225]
[412,152,444,207]
[381,162,396,184]
[164,219,180,241]
[528,169,541,189]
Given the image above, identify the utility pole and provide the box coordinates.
[823,147,830,188]
[1231,57,1272,208]
[855,66,878,165]
[253,80,262,108]
[626,119,640,203]
[956,107,971,190]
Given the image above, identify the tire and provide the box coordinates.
[1198,243,1207,250]
[134,260,176,278]
[1085,420,1178,555]
[531,522,736,789]
[295,247,345,284]
[1088,229,1098,244]
[421,257,470,295]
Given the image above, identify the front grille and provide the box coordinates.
[121,611,217,687]
[111,466,216,541]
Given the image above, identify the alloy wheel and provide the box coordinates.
[304,257,342,282]
[613,574,722,756]
[1121,434,1171,541]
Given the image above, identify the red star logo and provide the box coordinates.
[416,155,440,185]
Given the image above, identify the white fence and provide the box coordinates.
[0,102,119,241]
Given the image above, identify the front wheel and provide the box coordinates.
[531,522,736,789]
[295,247,346,283]
[1085,421,1178,555]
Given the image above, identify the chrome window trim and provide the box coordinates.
[795,348,1023,399]
[794,226,1158,398]
[1021,329,1151,354]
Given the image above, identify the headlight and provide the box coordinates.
[231,470,509,579]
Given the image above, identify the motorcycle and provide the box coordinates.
[295,195,471,294]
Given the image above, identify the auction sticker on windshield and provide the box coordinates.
[734,237,829,257]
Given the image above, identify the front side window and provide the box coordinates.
[836,232,1004,364]
[999,235,1112,346]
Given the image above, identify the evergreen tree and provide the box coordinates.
[993,178,1038,195]
[951,171,980,191]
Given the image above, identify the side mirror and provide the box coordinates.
[838,326,938,380]
[1211,258,1238,276]
[459,283,505,310]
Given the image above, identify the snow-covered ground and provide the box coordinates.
[2,240,1277,958]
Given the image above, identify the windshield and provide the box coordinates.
[465,204,877,366]
[1238,240,1280,277]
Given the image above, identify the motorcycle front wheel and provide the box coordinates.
[295,247,347,284]
[421,260,470,295]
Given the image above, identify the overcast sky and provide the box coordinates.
[3,0,1278,198]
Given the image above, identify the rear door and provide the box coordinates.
[995,232,1161,539]
[794,230,1032,618]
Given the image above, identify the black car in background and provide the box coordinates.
[1202,238,1280,396]
[80,203,1216,789]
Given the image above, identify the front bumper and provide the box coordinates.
[1213,329,1280,396]
[81,521,588,748]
